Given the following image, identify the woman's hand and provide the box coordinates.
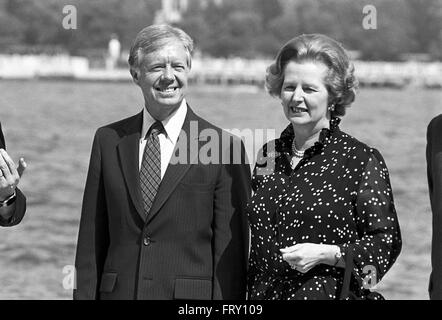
[280,243,340,273]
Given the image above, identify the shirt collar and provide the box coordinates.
[141,99,188,144]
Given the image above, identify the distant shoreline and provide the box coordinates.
[1,76,440,91]
[1,54,441,89]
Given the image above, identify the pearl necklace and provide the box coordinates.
[291,139,305,158]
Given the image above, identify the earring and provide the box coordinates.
[328,104,335,112]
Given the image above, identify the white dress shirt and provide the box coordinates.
[139,99,188,179]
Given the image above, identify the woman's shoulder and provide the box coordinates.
[258,138,287,155]
[336,129,385,163]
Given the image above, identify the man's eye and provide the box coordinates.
[174,65,185,71]
[150,66,163,71]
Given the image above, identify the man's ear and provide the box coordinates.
[130,67,140,84]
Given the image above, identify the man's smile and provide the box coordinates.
[155,86,179,93]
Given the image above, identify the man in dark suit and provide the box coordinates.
[74,25,251,300]
[0,122,26,227]
[428,114,442,300]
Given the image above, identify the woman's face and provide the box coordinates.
[280,60,330,130]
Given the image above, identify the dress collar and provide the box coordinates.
[278,117,341,159]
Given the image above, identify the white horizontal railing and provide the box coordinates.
[0,54,441,87]
[0,54,89,78]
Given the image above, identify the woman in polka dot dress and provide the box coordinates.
[247,34,402,300]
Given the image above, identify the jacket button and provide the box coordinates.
[143,237,151,246]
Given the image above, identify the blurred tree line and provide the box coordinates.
[0,0,441,61]
[0,0,161,56]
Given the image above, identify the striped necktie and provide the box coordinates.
[140,121,163,216]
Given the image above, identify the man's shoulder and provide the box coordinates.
[195,115,244,148]
[191,111,221,132]
[95,112,142,138]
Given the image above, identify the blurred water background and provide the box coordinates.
[0,81,441,299]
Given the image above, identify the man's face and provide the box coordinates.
[135,41,190,121]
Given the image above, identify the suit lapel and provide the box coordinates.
[0,122,5,148]
[117,111,145,222]
[145,107,201,225]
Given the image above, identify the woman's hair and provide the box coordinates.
[128,24,194,70]
[266,34,358,117]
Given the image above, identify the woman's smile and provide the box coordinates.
[289,105,308,115]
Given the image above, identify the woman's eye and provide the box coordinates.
[303,87,315,92]
[284,86,295,91]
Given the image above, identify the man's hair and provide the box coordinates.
[266,34,358,117]
[128,24,194,70]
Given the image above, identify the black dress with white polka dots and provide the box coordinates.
[247,118,402,300]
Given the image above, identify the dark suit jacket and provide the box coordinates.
[74,106,251,300]
[428,114,442,299]
[0,122,26,227]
